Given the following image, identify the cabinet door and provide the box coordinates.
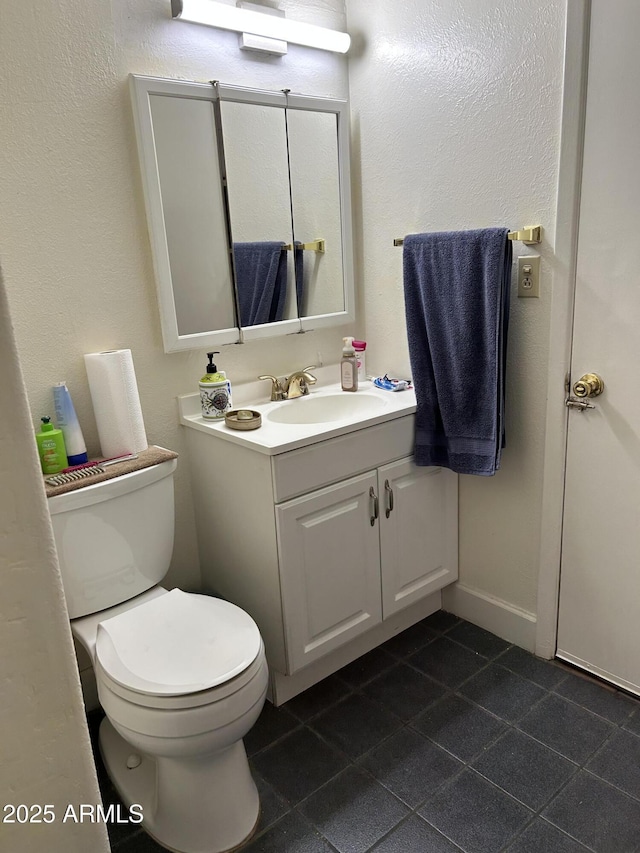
[276,471,382,673]
[379,459,458,618]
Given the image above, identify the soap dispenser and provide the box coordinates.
[341,337,358,392]
[199,352,232,420]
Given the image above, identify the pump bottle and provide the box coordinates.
[352,340,367,383]
[199,352,232,420]
[36,416,68,474]
[341,337,358,392]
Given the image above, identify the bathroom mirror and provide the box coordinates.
[129,75,354,353]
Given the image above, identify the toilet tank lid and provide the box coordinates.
[48,458,177,515]
[95,589,262,696]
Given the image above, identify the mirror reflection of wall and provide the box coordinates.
[220,101,297,327]
[287,109,345,318]
[149,94,235,337]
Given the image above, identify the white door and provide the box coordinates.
[379,459,458,618]
[275,470,382,673]
[556,0,640,695]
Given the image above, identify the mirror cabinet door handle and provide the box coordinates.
[369,486,379,526]
[385,479,394,518]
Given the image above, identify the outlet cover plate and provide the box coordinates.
[517,255,540,298]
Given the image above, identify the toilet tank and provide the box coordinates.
[48,459,177,619]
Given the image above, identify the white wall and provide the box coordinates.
[0,0,571,728]
[0,0,353,596]
[347,0,566,630]
[0,270,109,853]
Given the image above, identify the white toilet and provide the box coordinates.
[48,457,268,853]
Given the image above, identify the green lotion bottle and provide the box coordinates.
[36,416,68,474]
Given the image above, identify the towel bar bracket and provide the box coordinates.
[507,225,542,245]
[283,238,325,253]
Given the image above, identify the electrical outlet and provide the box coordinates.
[517,255,540,298]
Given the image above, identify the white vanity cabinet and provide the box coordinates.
[182,401,458,704]
[276,461,457,673]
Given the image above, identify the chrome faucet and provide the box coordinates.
[258,366,317,401]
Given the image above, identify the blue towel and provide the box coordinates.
[233,241,287,327]
[403,228,512,476]
[293,241,305,315]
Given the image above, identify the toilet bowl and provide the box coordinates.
[48,458,268,853]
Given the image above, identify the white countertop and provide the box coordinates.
[178,370,416,456]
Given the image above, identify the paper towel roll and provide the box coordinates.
[84,349,148,458]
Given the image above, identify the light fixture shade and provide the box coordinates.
[171,0,351,53]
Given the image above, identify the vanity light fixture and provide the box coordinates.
[170,0,351,54]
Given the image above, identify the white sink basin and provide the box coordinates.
[178,376,417,455]
[266,393,389,425]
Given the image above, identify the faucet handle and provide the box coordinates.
[258,374,285,401]
[301,366,318,383]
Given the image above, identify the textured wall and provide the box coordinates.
[347,0,566,614]
[0,269,109,853]
[1,0,568,638]
[0,0,352,593]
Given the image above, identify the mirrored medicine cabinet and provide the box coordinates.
[129,74,355,353]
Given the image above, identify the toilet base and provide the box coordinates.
[99,718,260,853]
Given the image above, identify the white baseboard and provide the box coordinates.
[442,583,537,653]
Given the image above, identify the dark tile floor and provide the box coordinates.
[90,612,640,853]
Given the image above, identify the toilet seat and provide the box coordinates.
[97,644,267,715]
[95,589,262,702]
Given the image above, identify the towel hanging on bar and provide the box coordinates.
[402,228,512,476]
[394,225,541,247]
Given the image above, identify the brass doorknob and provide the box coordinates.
[573,373,605,398]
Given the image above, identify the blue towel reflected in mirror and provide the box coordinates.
[232,241,306,326]
[293,241,305,317]
[233,241,288,327]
